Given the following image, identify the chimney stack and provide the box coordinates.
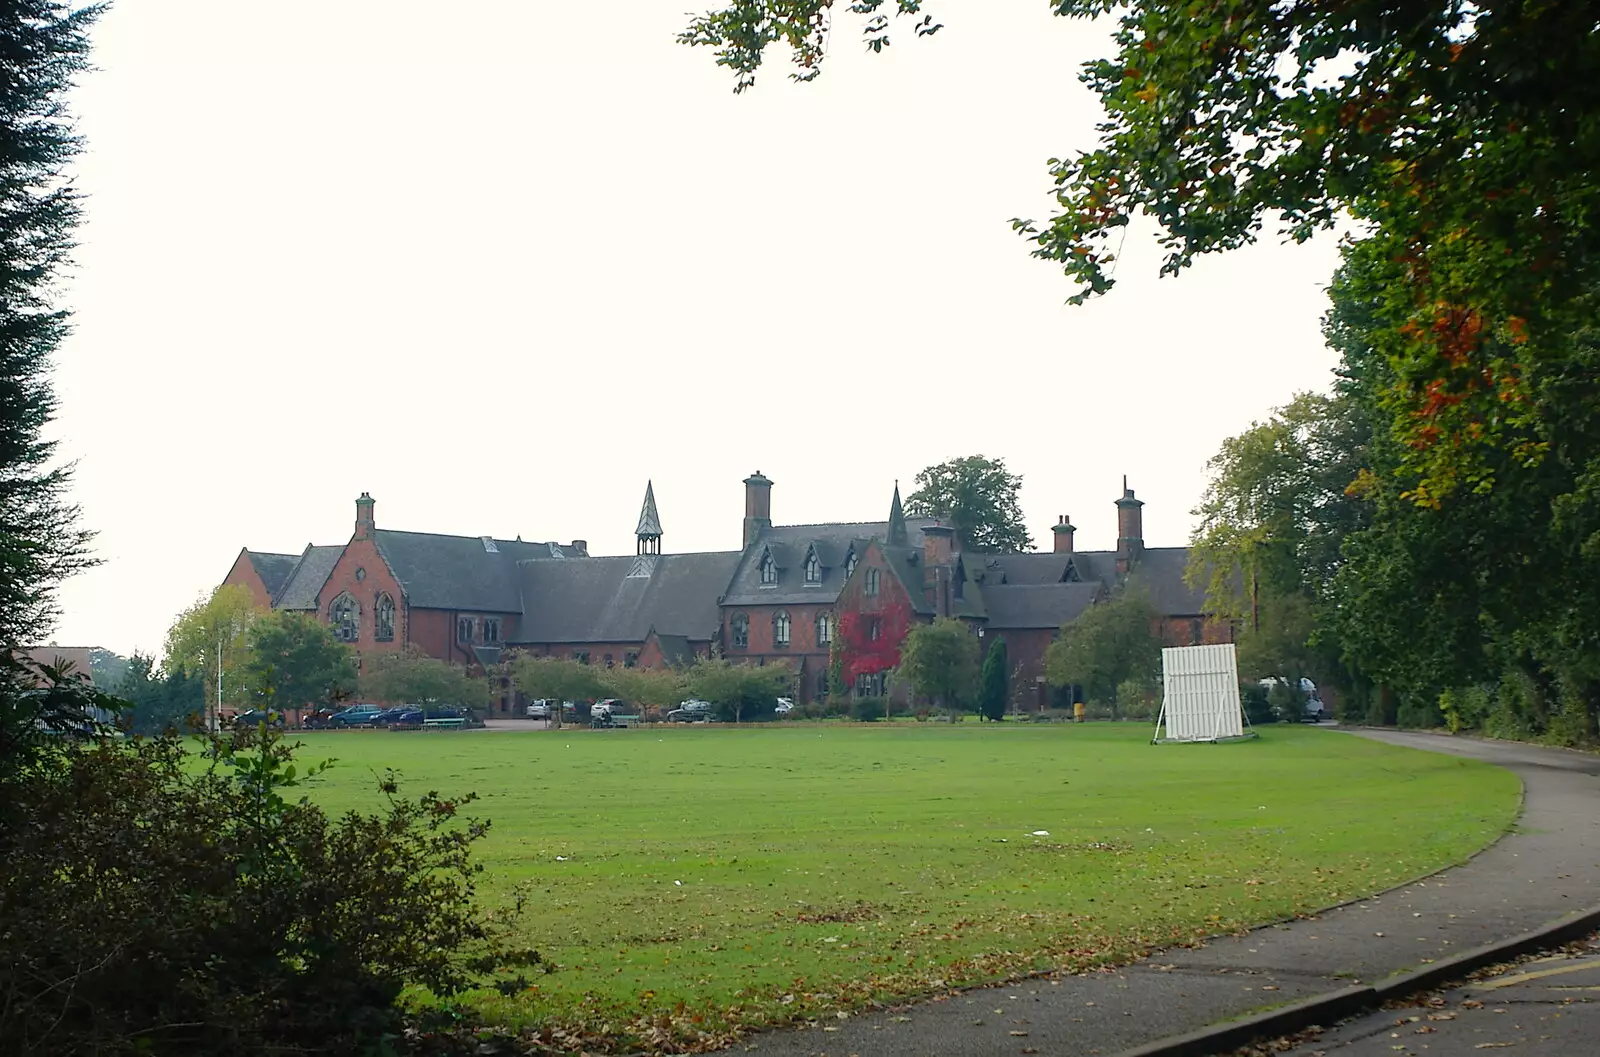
[742,471,773,548]
[1051,515,1076,554]
[569,540,588,556]
[1115,477,1144,573]
[922,523,956,617]
[354,492,375,541]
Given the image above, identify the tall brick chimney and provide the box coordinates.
[1115,478,1144,573]
[354,492,375,541]
[923,523,956,617]
[1051,514,1076,554]
[742,471,773,548]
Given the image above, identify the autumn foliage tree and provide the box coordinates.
[683,1,1600,503]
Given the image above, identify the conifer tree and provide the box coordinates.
[978,636,1008,721]
[0,2,102,646]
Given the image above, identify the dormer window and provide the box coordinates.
[804,549,821,584]
[759,551,778,585]
[844,549,857,578]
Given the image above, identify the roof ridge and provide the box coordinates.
[516,548,742,567]
[372,526,563,546]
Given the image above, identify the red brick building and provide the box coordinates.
[222,474,1226,712]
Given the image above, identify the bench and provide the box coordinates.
[422,717,466,729]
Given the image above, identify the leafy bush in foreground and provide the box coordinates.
[0,655,537,1056]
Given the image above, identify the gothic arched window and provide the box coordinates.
[759,551,778,585]
[330,592,359,643]
[731,612,749,649]
[773,611,791,648]
[375,592,396,642]
[865,568,881,596]
[815,612,831,646]
[804,550,821,584]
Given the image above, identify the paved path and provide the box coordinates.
[721,730,1600,1057]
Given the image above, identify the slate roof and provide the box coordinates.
[245,551,300,599]
[510,550,742,644]
[963,551,1073,586]
[273,545,345,611]
[983,582,1104,629]
[649,631,695,666]
[1128,547,1208,615]
[721,518,937,607]
[371,529,578,612]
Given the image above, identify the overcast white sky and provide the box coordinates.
[49,1,1343,657]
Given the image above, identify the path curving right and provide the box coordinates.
[722,730,1600,1057]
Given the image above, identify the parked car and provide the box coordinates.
[1258,677,1326,723]
[525,700,552,719]
[328,704,387,727]
[367,706,414,727]
[591,699,626,720]
[774,698,795,715]
[232,708,285,728]
[389,706,467,727]
[667,699,712,722]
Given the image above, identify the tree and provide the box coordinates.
[507,653,606,729]
[904,455,1031,552]
[977,636,1008,721]
[116,652,204,735]
[163,584,262,728]
[361,648,489,711]
[897,618,980,717]
[685,658,791,724]
[598,665,686,714]
[0,2,102,646]
[1044,588,1160,719]
[684,2,1600,502]
[243,611,358,713]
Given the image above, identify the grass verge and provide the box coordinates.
[292,723,1519,1052]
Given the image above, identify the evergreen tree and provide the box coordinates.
[0,2,102,647]
[978,637,1008,721]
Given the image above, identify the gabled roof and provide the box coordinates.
[721,518,937,606]
[274,545,345,611]
[372,529,578,612]
[646,629,695,666]
[511,550,741,644]
[245,550,300,599]
[983,581,1103,629]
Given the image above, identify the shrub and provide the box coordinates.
[0,672,538,1056]
[1239,682,1275,726]
[850,695,885,721]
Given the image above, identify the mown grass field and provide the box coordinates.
[289,723,1519,1049]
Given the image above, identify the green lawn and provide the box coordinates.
[290,723,1518,1049]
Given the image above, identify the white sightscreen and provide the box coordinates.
[1158,644,1244,741]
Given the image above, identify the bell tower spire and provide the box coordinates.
[636,480,663,556]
